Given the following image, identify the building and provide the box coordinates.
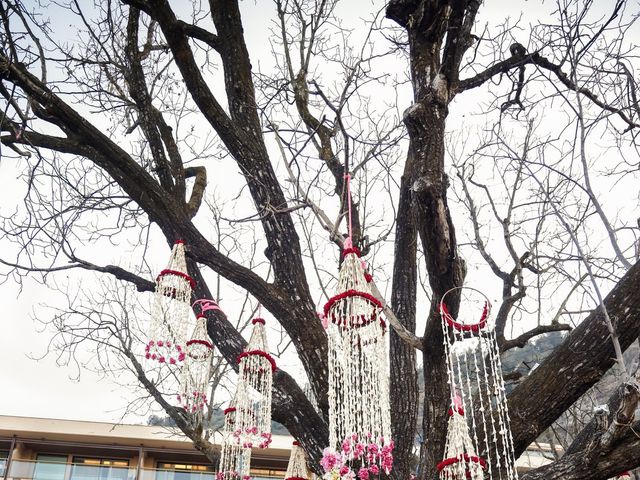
[0,416,290,480]
[5,415,615,479]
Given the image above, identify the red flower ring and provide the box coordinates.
[437,454,486,472]
[145,339,185,364]
[324,290,386,329]
[157,269,196,289]
[448,406,465,416]
[440,302,488,333]
[236,350,277,371]
[342,246,362,258]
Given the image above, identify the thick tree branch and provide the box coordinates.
[500,323,572,353]
[509,259,640,456]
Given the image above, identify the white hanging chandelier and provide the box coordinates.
[439,287,518,480]
[234,317,275,449]
[145,240,194,365]
[285,441,309,480]
[178,312,213,423]
[320,172,392,480]
[218,402,252,480]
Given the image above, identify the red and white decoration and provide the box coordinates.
[145,240,194,364]
[234,318,276,449]
[285,441,309,480]
[439,287,518,480]
[437,395,485,480]
[218,403,252,480]
[178,313,213,421]
[321,238,393,480]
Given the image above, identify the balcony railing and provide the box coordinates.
[7,459,137,480]
[6,461,283,480]
[139,468,215,480]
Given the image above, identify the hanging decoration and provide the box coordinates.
[439,287,518,480]
[145,240,194,364]
[285,441,309,480]
[218,401,252,480]
[234,316,276,449]
[321,173,393,480]
[178,310,214,421]
[437,394,486,480]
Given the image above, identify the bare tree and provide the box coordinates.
[1,0,640,479]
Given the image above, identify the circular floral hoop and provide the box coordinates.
[145,340,185,364]
[439,287,492,333]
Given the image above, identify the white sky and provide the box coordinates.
[1,0,637,426]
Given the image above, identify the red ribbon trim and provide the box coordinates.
[323,290,385,329]
[324,289,382,316]
[441,302,488,332]
[342,247,361,258]
[175,239,185,245]
[292,441,300,446]
[223,407,237,415]
[448,406,464,416]
[157,269,196,289]
[436,454,486,471]
[237,350,277,371]
[186,339,213,349]
[252,318,266,325]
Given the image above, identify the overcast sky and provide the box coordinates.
[0,0,635,426]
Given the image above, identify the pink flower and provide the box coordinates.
[169,357,176,364]
[178,352,186,361]
[357,468,369,480]
[145,353,151,359]
[158,356,165,363]
[151,354,157,360]
[353,442,364,459]
[320,448,344,473]
[157,340,164,347]
[369,465,379,475]
[341,438,351,454]
[216,473,224,480]
[339,466,350,476]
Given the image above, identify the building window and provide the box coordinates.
[249,467,286,480]
[71,457,131,480]
[0,451,7,477]
[156,462,215,480]
[33,455,68,480]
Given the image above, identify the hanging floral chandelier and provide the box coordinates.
[439,287,518,480]
[218,401,252,480]
[178,312,213,423]
[285,441,309,480]
[234,317,276,449]
[145,240,194,365]
[320,174,392,480]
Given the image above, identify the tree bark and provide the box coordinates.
[509,260,640,455]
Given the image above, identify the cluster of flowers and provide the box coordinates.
[321,435,394,480]
[176,390,208,413]
[232,427,272,449]
[215,472,250,480]
[144,340,185,364]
